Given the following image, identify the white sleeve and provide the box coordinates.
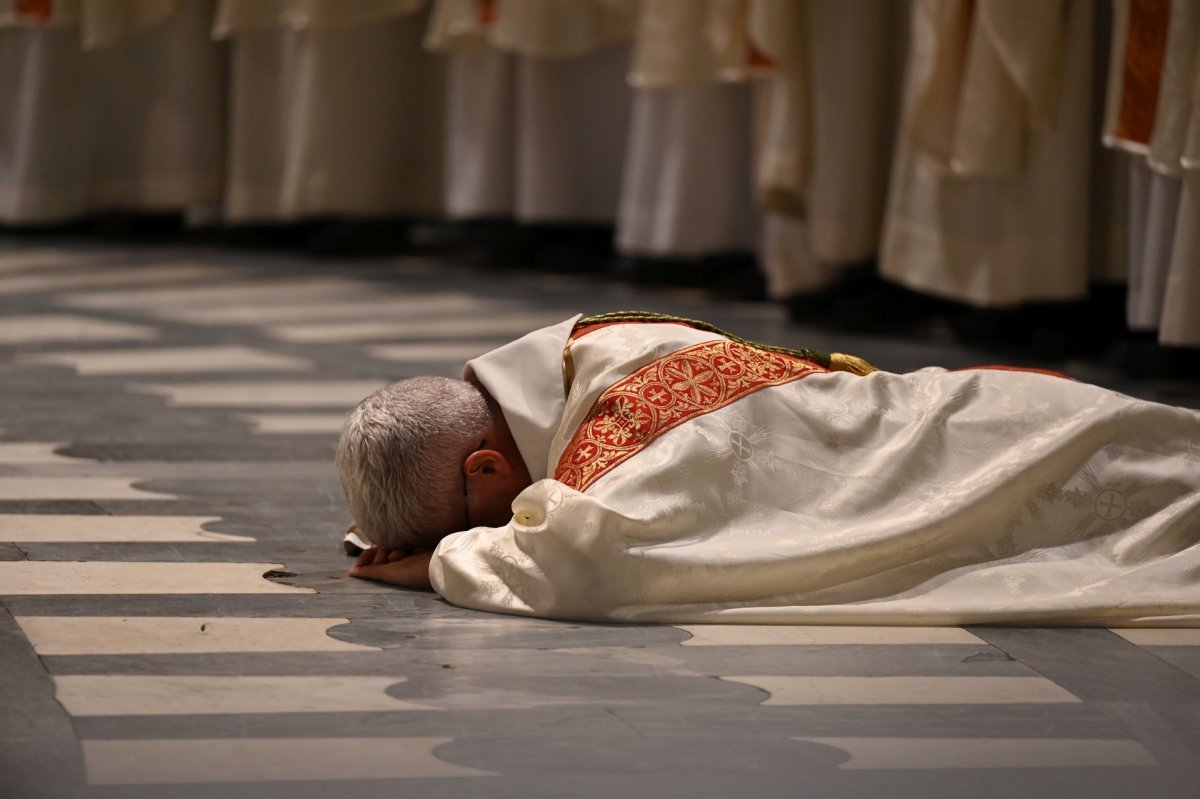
[428,479,631,621]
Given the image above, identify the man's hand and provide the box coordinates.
[349,546,434,591]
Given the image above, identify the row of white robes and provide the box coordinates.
[1103,0,1200,347]
[0,0,900,272]
[0,0,1197,346]
[0,0,441,223]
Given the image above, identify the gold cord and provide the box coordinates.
[575,311,877,374]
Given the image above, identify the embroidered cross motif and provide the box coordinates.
[728,430,755,461]
[663,359,719,403]
[1094,489,1128,521]
[555,340,825,492]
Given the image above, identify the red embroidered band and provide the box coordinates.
[16,0,53,22]
[554,339,825,492]
[1115,0,1171,145]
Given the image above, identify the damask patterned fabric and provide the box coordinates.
[554,339,826,492]
[432,320,1200,626]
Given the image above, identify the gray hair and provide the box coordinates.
[336,377,492,551]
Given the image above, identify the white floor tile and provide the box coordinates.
[60,277,373,310]
[267,313,571,343]
[55,675,421,715]
[160,293,509,326]
[16,616,376,655]
[720,676,1080,705]
[367,341,508,363]
[677,626,985,646]
[1113,629,1200,646]
[793,737,1157,770]
[136,380,385,408]
[0,315,157,344]
[0,442,96,465]
[0,264,223,296]
[0,562,312,595]
[19,346,310,375]
[82,737,496,784]
[0,515,249,543]
[0,478,174,500]
[238,413,347,434]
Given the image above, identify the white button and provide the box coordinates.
[512,505,545,527]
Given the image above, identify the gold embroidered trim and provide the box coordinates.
[829,352,876,376]
[562,340,576,397]
[574,311,836,367]
[554,339,825,492]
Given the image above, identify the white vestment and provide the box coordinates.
[218,0,444,222]
[880,0,1097,307]
[615,0,759,259]
[0,0,223,224]
[432,318,1200,626]
[751,0,904,297]
[616,82,758,258]
[1104,0,1200,346]
[428,0,633,223]
[1152,0,1200,347]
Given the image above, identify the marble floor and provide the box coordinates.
[0,240,1197,799]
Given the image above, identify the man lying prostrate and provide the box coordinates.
[336,312,1200,626]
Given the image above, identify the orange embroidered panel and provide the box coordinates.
[16,0,53,22]
[554,340,825,492]
[1115,0,1171,145]
[476,0,496,25]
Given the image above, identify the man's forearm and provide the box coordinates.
[349,547,434,591]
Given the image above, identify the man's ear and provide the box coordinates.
[464,449,512,478]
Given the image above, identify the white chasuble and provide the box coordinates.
[431,319,1200,626]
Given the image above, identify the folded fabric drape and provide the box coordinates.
[0,0,223,223]
[212,0,424,36]
[1105,0,1200,346]
[0,0,81,27]
[880,0,1097,309]
[617,0,757,259]
[426,0,635,59]
[219,0,444,222]
[752,0,903,297]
